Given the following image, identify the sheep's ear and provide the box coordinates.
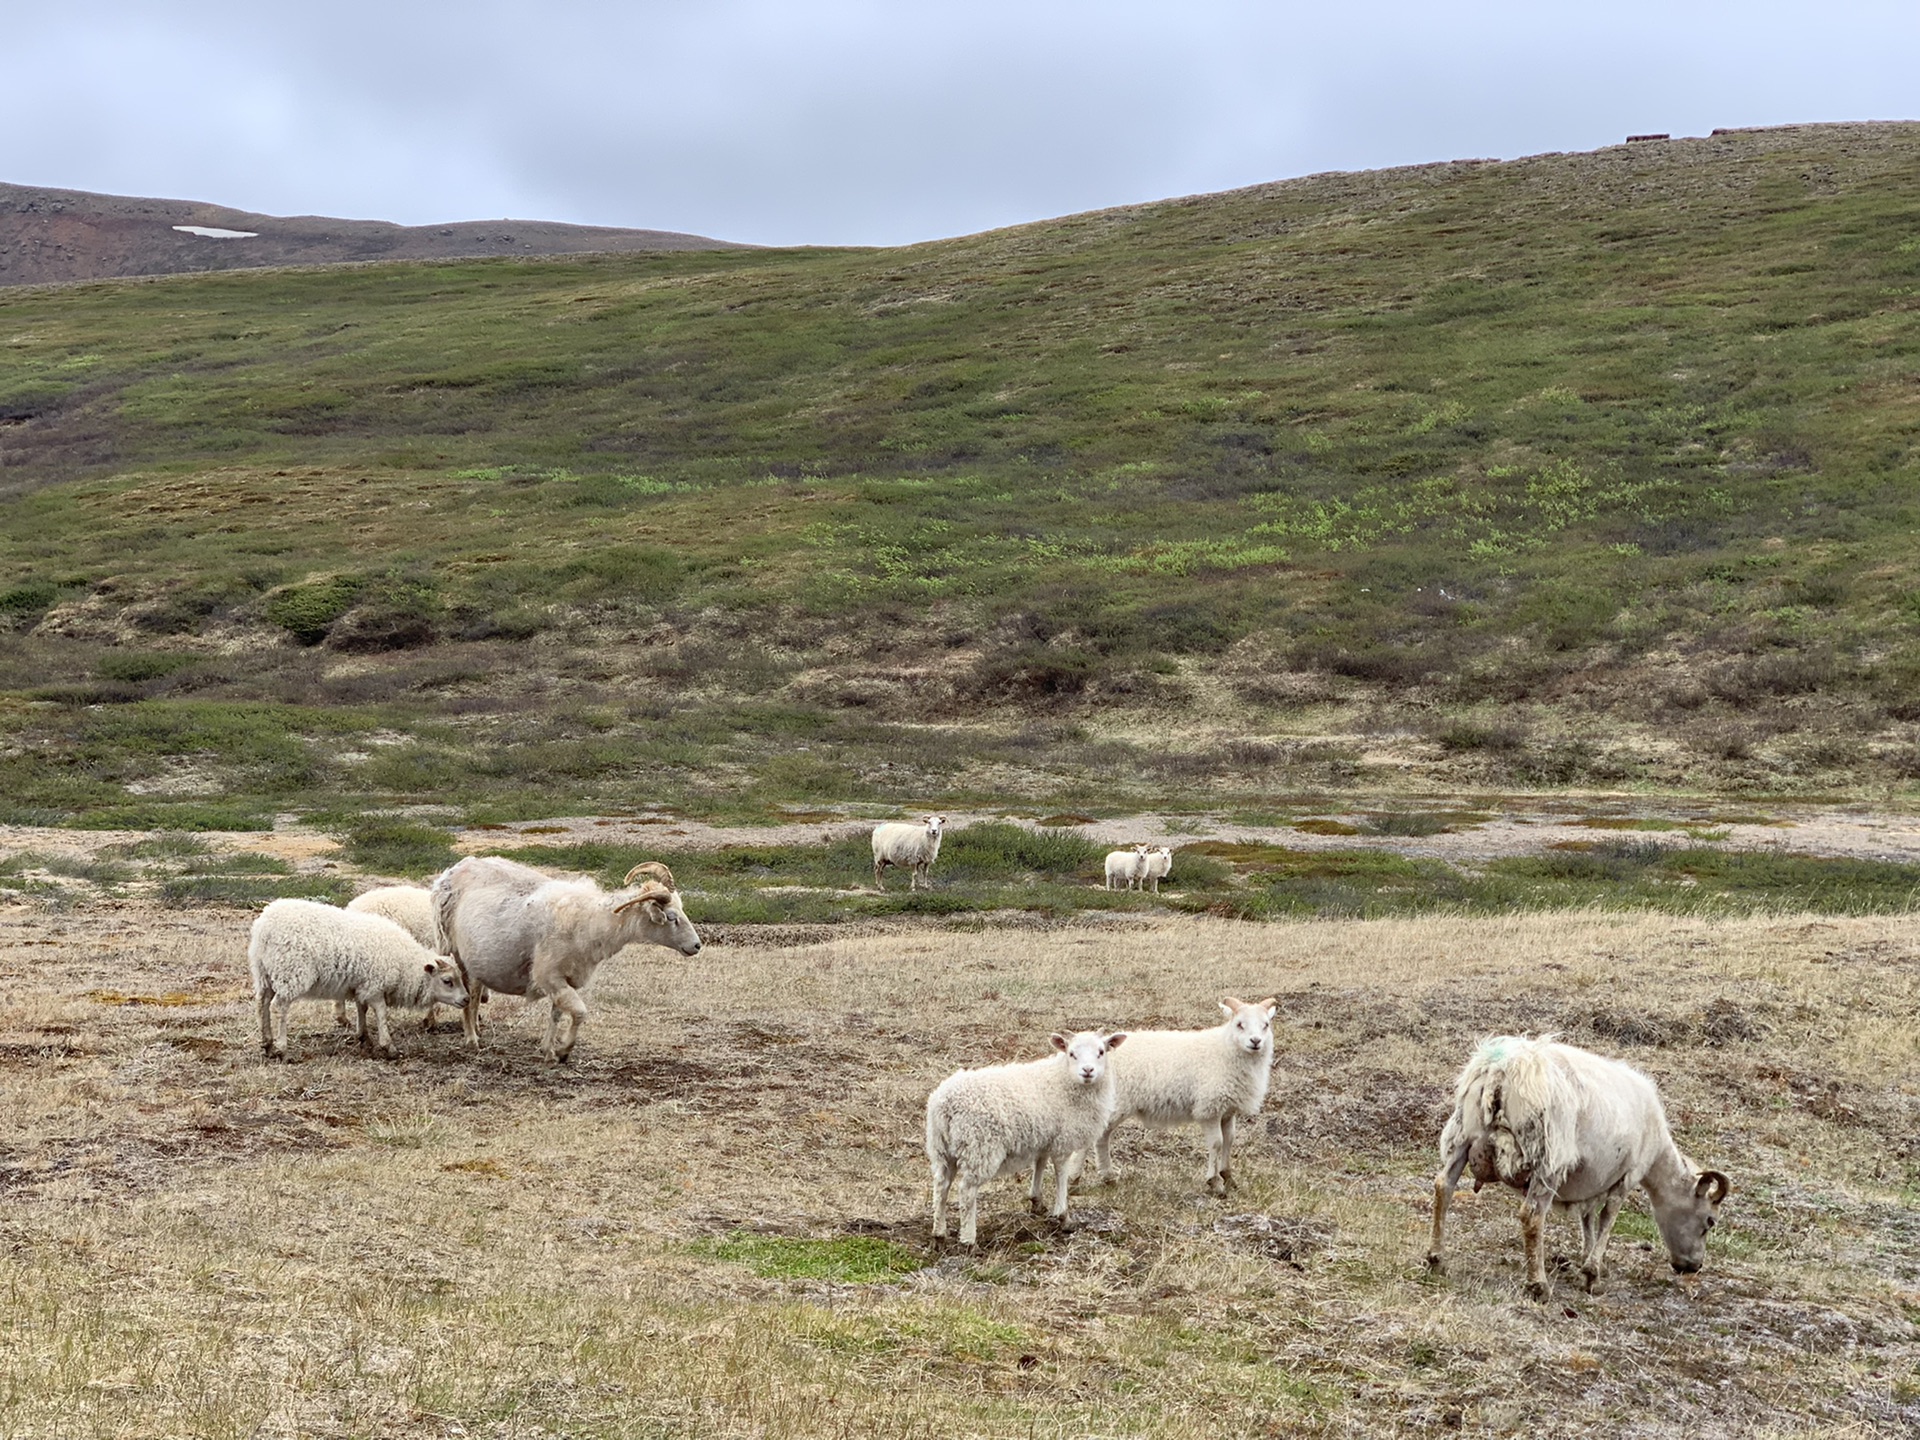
[1050,1033,1069,1052]
[1696,1171,1730,1204]
[1106,1032,1127,1050]
[423,960,437,974]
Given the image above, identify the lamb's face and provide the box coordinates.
[424,958,469,1011]
[1220,997,1278,1056]
[925,814,947,838]
[1050,1029,1127,1084]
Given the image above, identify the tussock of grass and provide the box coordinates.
[689,1233,928,1283]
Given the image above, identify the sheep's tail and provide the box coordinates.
[924,1093,952,1168]
[246,909,270,996]
[430,863,464,953]
[1454,1035,1578,1185]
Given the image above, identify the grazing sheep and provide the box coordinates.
[1103,846,1148,890]
[927,1030,1127,1247]
[872,815,946,890]
[433,857,702,1062]
[336,884,446,1032]
[1139,846,1173,893]
[249,898,468,1061]
[1082,997,1277,1194]
[1427,1034,1731,1300]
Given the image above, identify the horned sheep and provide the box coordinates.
[1103,846,1148,890]
[926,1030,1127,1247]
[249,898,468,1061]
[872,815,946,890]
[1081,997,1276,1195]
[432,856,701,1062]
[1427,1034,1731,1299]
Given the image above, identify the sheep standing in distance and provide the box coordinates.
[249,898,468,1061]
[433,857,701,1062]
[927,1030,1127,1247]
[335,884,447,1032]
[872,814,946,890]
[1081,997,1277,1195]
[1103,845,1148,890]
[1140,846,1174,894]
[1428,1034,1731,1300]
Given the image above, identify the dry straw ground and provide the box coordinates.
[1,905,1917,1438]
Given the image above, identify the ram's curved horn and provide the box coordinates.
[623,861,676,891]
[613,880,675,915]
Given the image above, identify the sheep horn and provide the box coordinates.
[613,880,675,914]
[1696,1171,1730,1204]
[623,861,676,891]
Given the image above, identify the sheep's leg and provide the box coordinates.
[420,1003,438,1033]
[1218,1113,1238,1193]
[873,858,886,889]
[1521,1176,1557,1301]
[955,1176,982,1247]
[1427,1136,1473,1274]
[1580,1187,1629,1294]
[1095,1127,1115,1184]
[546,987,589,1063]
[269,998,293,1060]
[1027,1155,1047,1215]
[333,999,352,1030]
[256,984,276,1056]
[461,983,484,1050]
[1049,1152,1073,1222]
[1201,1116,1228,1195]
[931,1156,954,1240]
[364,997,395,1059]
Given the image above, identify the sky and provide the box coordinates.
[6,1,1918,248]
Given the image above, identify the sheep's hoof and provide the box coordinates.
[1525,1279,1551,1303]
[1219,1170,1236,1193]
[1426,1253,1447,1276]
[1581,1268,1603,1295]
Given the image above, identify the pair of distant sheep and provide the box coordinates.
[926,1011,1730,1301]
[1103,844,1172,892]
[248,858,701,1063]
[871,815,1180,895]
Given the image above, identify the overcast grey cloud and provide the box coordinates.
[5,2,1917,246]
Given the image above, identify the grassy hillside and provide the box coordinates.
[5,122,1920,830]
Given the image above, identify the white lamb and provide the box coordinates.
[1081,997,1277,1195]
[336,884,446,1031]
[249,898,469,1061]
[1103,846,1148,890]
[926,1029,1127,1247]
[1139,846,1173,893]
[872,814,946,890]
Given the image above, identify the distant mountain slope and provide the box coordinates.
[6,121,1920,826]
[0,181,748,286]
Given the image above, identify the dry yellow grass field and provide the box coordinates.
[1,904,1916,1438]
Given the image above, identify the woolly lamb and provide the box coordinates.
[249,898,468,1061]
[926,1029,1127,1246]
[872,815,946,890]
[1139,846,1173,893]
[1082,996,1276,1195]
[336,884,446,1031]
[1103,846,1148,890]
[1428,1034,1731,1299]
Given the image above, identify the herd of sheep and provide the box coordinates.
[242,815,1732,1302]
